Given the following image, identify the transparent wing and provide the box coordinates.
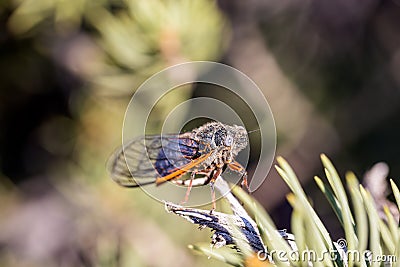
[107,134,202,187]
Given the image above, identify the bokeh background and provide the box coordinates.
[0,0,399,266]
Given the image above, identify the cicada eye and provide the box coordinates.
[224,136,233,147]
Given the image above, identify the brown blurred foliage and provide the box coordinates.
[0,0,399,266]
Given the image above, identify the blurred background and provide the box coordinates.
[0,0,399,266]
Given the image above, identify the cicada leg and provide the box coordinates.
[228,160,249,192]
[181,172,196,204]
[209,167,223,213]
[172,169,212,204]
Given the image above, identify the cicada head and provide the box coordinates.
[227,124,248,155]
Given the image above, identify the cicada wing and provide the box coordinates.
[107,138,158,187]
[107,134,201,187]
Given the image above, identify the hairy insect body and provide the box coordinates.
[192,122,248,171]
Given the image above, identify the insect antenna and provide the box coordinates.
[247,128,260,135]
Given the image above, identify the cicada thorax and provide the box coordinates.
[192,124,224,152]
[190,122,235,169]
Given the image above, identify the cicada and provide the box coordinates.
[107,122,249,206]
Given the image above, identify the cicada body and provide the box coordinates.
[107,122,249,204]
